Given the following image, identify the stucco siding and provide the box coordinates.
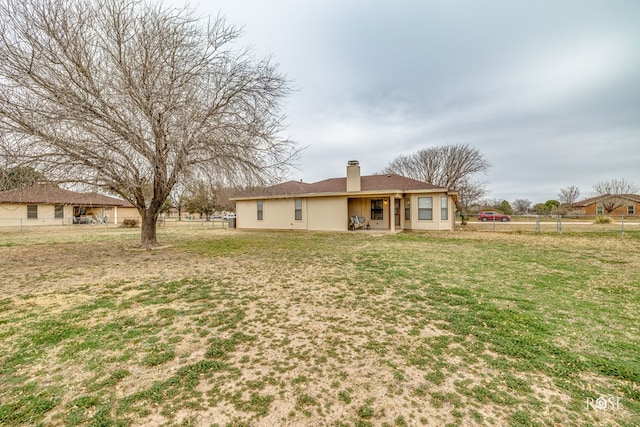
[235,201,253,229]
[236,198,308,230]
[308,197,348,231]
[236,197,348,231]
[0,204,25,225]
[0,203,73,226]
[407,194,455,231]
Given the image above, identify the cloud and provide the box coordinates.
[176,0,640,202]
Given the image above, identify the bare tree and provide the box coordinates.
[593,178,638,214]
[512,198,532,215]
[455,178,487,224]
[479,198,503,210]
[0,0,298,247]
[384,143,490,189]
[558,186,581,206]
[166,184,187,221]
[383,143,490,224]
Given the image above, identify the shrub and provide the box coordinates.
[594,216,612,224]
[120,218,139,228]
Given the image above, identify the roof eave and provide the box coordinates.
[231,187,454,201]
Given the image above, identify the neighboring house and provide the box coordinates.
[0,185,139,226]
[231,160,458,232]
[571,194,640,216]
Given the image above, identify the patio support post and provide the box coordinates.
[390,195,395,233]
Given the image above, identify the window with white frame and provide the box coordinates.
[257,200,264,220]
[54,205,64,219]
[441,196,448,220]
[418,197,433,220]
[294,198,302,220]
[628,205,635,215]
[404,198,411,220]
[596,205,603,215]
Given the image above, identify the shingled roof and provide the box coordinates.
[0,185,133,206]
[233,174,451,199]
[571,194,640,207]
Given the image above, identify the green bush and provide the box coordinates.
[594,216,612,224]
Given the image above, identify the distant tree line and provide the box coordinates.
[477,178,638,217]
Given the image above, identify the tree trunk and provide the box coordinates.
[457,204,468,225]
[140,209,160,248]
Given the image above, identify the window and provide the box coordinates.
[294,198,302,221]
[54,205,64,219]
[628,205,635,215]
[404,198,411,220]
[257,200,263,220]
[441,196,448,220]
[371,199,384,220]
[27,205,38,219]
[418,197,433,220]
[596,205,603,215]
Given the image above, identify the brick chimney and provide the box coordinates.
[346,160,361,192]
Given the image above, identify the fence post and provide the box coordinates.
[621,215,624,236]
[557,216,562,235]
[535,216,540,234]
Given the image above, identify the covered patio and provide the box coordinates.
[347,193,405,232]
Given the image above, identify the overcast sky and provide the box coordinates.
[182,0,639,203]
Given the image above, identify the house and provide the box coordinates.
[231,160,458,232]
[571,194,640,217]
[0,185,140,226]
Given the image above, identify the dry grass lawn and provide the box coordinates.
[0,224,638,426]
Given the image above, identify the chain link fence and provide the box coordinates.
[0,216,232,231]
[461,215,638,235]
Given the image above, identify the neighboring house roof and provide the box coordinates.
[0,185,133,207]
[571,194,640,207]
[233,174,455,200]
